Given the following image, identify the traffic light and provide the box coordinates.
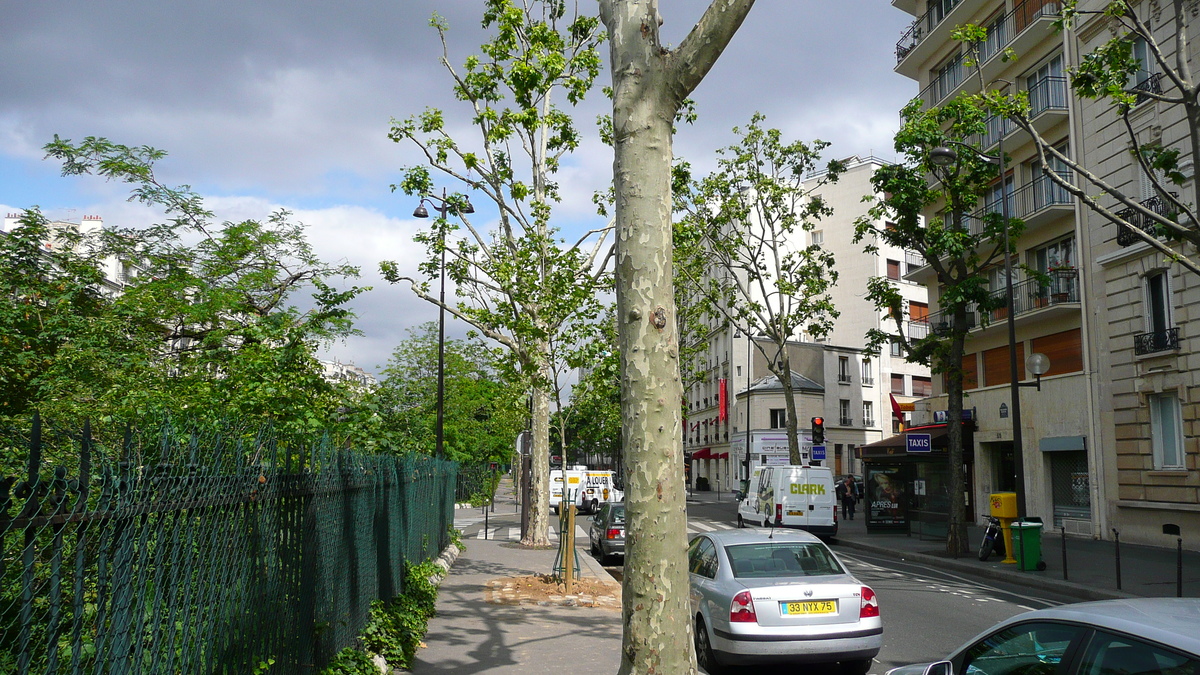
[811,416,825,445]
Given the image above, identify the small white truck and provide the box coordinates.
[550,466,623,515]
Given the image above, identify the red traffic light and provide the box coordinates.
[812,417,824,427]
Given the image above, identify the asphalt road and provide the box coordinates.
[679,498,1075,675]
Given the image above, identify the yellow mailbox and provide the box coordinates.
[989,492,1019,564]
[989,492,1017,519]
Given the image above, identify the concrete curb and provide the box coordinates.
[832,537,1132,602]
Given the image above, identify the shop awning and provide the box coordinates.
[691,448,712,460]
[715,451,729,459]
[860,422,975,458]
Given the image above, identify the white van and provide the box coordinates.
[736,465,838,537]
[550,467,623,515]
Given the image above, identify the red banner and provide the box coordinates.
[719,378,728,421]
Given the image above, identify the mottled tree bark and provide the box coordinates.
[599,1,755,672]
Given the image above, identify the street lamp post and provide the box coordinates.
[930,140,1050,520]
[413,188,474,458]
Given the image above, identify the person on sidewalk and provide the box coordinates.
[839,476,857,520]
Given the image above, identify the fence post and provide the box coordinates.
[1060,525,1067,581]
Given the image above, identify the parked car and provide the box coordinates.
[588,502,625,566]
[885,598,1200,675]
[687,529,881,674]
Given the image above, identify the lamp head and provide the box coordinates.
[930,146,958,167]
[1026,352,1051,377]
[462,198,475,215]
[413,202,429,219]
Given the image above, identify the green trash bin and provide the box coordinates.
[1011,521,1044,571]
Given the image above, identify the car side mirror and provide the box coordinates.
[924,661,953,675]
[733,491,745,501]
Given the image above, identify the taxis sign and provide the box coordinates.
[906,433,932,453]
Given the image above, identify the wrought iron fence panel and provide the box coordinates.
[0,416,458,674]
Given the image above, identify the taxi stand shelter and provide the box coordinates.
[859,422,976,535]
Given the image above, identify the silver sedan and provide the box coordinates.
[886,598,1200,675]
[688,529,882,674]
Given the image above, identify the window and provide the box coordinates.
[838,356,851,383]
[687,536,719,579]
[1077,631,1198,675]
[1025,54,1064,113]
[1149,393,1184,470]
[891,374,906,395]
[861,358,874,385]
[839,399,852,426]
[984,173,1015,216]
[912,376,932,397]
[863,401,874,427]
[811,230,824,246]
[909,301,929,321]
[960,622,1085,675]
[890,339,903,358]
[1148,271,1171,332]
[769,408,787,429]
[887,259,902,280]
[1129,35,1156,89]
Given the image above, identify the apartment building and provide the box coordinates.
[686,157,930,489]
[893,0,1200,547]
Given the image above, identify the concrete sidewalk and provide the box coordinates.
[412,477,622,674]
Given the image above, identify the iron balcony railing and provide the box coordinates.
[1134,327,1180,355]
[1132,72,1163,105]
[1116,192,1177,246]
[911,270,1078,336]
[905,250,925,272]
[839,416,854,427]
[913,306,978,336]
[907,319,931,340]
[980,269,1080,321]
[915,0,1061,107]
[896,0,963,64]
[979,77,1068,148]
[963,172,1073,235]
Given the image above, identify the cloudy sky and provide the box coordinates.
[0,1,916,376]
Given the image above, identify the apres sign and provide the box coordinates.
[906,433,932,453]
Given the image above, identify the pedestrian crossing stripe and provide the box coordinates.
[465,521,736,541]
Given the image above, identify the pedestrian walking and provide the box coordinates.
[840,476,857,520]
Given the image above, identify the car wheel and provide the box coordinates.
[736,514,745,528]
[695,616,723,675]
[841,658,873,675]
[590,540,599,556]
[591,499,599,514]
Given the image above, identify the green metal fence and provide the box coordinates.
[0,415,458,674]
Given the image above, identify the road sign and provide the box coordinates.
[811,445,826,460]
[906,433,932,453]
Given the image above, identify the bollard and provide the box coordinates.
[1177,537,1184,598]
[1061,525,1068,581]
[1163,524,1183,597]
[484,499,490,539]
[1113,529,1122,591]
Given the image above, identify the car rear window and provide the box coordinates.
[724,542,845,578]
[610,506,625,525]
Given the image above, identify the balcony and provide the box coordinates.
[1116,193,1177,246]
[979,76,1069,150]
[983,269,1080,322]
[1134,327,1180,355]
[914,0,1061,108]
[839,416,854,427]
[913,307,978,336]
[962,172,1073,236]
[1132,72,1163,106]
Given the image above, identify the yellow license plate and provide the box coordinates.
[781,600,837,615]
[786,510,804,516]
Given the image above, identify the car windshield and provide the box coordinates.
[609,506,625,525]
[725,542,845,578]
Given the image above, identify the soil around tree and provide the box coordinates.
[485,573,621,610]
